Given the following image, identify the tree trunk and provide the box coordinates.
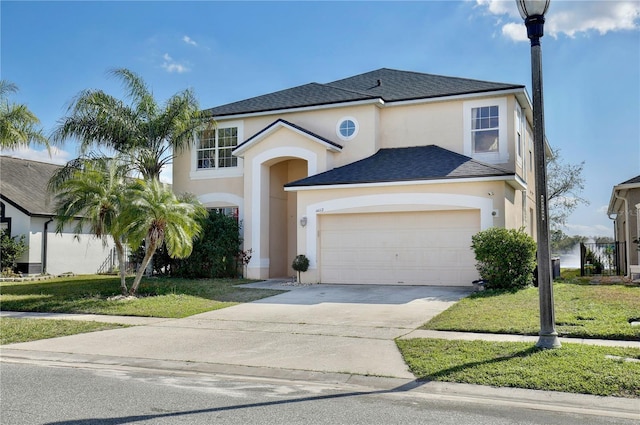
[114,239,128,295]
[129,241,157,296]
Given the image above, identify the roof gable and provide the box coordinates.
[206,68,524,118]
[233,119,342,157]
[0,156,61,216]
[285,145,513,188]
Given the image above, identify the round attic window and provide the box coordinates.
[336,117,358,141]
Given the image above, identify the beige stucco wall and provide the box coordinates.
[379,100,462,152]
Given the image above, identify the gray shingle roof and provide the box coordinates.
[0,156,61,216]
[205,68,524,118]
[620,175,640,185]
[285,145,513,188]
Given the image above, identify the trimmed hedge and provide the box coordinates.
[471,227,537,291]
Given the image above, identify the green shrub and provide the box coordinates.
[470,227,537,291]
[0,229,27,274]
[172,210,242,279]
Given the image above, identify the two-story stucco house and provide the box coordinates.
[173,68,538,286]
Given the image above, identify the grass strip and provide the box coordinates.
[0,317,128,345]
[423,283,640,340]
[397,338,640,398]
[0,275,284,318]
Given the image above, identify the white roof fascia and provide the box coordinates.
[233,121,342,157]
[211,98,385,121]
[285,175,523,192]
[384,88,527,108]
[608,183,640,215]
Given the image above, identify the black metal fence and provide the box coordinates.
[580,242,622,276]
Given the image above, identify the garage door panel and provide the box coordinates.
[319,210,479,286]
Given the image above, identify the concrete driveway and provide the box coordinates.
[3,283,471,379]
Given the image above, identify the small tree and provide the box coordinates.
[292,254,310,284]
[547,148,589,230]
[471,227,537,291]
[0,229,27,274]
[121,179,206,295]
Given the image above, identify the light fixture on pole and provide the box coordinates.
[516,0,561,349]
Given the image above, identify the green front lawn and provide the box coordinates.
[398,280,640,397]
[397,338,640,398]
[0,275,284,318]
[0,317,128,345]
[423,283,640,341]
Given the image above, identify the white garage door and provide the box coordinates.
[319,210,479,285]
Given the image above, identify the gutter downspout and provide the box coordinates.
[610,190,630,277]
[43,218,53,275]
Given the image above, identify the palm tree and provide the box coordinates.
[0,80,49,150]
[49,156,132,294]
[121,178,206,295]
[52,68,211,180]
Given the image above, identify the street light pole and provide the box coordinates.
[516,0,561,349]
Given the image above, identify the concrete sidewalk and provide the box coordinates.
[1,282,639,418]
[3,311,638,349]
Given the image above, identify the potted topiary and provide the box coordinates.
[291,254,310,284]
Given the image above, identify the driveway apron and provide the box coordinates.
[3,284,471,379]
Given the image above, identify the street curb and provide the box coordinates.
[2,348,638,420]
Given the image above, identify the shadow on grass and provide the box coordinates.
[415,346,541,381]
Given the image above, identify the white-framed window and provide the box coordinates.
[516,104,523,161]
[209,207,239,222]
[191,121,243,179]
[463,98,508,163]
[472,105,499,153]
[197,127,238,169]
[336,117,359,141]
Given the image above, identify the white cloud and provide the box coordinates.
[182,35,197,46]
[476,0,516,16]
[476,0,640,41]
[502,22,529,41]
[563,222,613,237]
[161,53,190,73]
[0,146,72,165]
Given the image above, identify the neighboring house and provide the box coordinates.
[607,175,640,277]
[0,156,114,275]
[173,68,540,286]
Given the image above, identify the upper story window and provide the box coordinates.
[463,98,508,164]
[336,117,359,141]
[471,106,499,153]
[190,120,244,180]
[197,127,238,169]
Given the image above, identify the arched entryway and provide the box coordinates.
[268,158,307,277]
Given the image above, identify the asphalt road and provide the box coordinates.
[1,362,635,425]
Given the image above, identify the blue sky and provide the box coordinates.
[2,0,639,237]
